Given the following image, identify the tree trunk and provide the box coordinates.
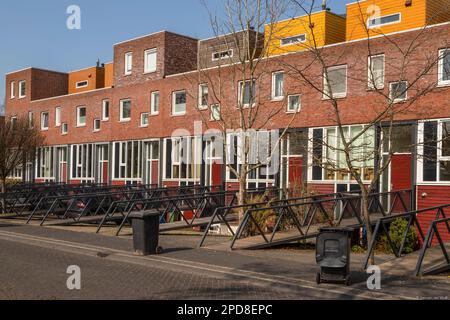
[361,192,375,265]
[1,180,6,215]
[237,175,247,222]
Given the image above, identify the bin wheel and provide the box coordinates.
[316,273,321,285]
[345,276,351,286]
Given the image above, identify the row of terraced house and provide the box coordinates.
[4,0,450,221]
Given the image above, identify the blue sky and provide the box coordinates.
[0,0,352,109]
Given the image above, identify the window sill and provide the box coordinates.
[61,133,68,136]
[150,112,159,116]
[198,106,208,111]
[41,128,49,131]
[437,82,450,88]
[93,130,100,133]
[119,119,131,123]
[18,96,26,99]
[143,71,157,75]
[102,118,109,122]
[286,110,300,114]
[139,125,149,128]
[76,125,86,128]
[171,113,186,117]
[322,94,347,100]
[366,86,385,91]
[271,97,284,102]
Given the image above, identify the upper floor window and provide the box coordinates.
[211,104,221,121]
[11,117,17,129]
[172,90,187,115]
[238,80,256,108]
[272,71,284,100]
[151,91,160,115]
[41,112,49,131]
[76,106,86,126]
[368,54,385,90]
[102,99,110,121]
[55,107,61,127]
[76,80,88,89]
[389,81,408,103]
[287,94,301,113]
[323,65,347,99]
[125,52,133,75]
[120,99,131,122]
[93,118,101,132]
[438,49,450,86]
[18,80,26,98]
[28,111,34,129]
[10,81,15,99]
[61,123,68,135]
[212,49,233,61]
[368,13,401,29]
[198,84,209,109]
[280,34,306,46]
[140,113,149,127]
[144,48,157,73]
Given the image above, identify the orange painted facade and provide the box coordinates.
[346,0,450,41]
[68,66,105,94]
[104,63,114,88]
[266,10,346,56]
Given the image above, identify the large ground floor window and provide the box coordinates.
[418,119,450,183]
[71,144,95,181]
[36,146,55,180]
[309,125,375,183]
[226,131,278,188]
[113,141,143,182]
[163,136,202,184]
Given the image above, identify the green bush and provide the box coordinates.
[388,218,418,254]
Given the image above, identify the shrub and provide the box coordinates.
[388,218,418,254]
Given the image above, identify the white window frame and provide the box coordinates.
[323,65,347,99]
[55,107,61,127]
[172,90,187,116]
[61,123,68,135]
[210,104,220,121]
[124,52,133,75]
[438,48,450,86]
[287,94,301,113]
[41,112,49,131]
[140,113,149,127]
[280,34,306,46]
[368,54,385,90]
[28,111,34,129]
[151,91,160,115]
[144,48,157,74]
[389,81,408,103]
[76,106,87,127]
[102,99,110,121]
[93,118,101,132]
[10,81,15,99]
[367,13,401,29]
[271,71,284,101]
[18,80,26,98]
[238,80,256,108]
[417,119,450,184]
[75,80,89,89]
[10,116,17,128]
[198,84,209,109]
[212,49,233,61]
[120,99,132,122]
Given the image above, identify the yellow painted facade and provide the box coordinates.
[265,11,346,57]
[346,0,450,41]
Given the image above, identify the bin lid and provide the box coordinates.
[128,210,161,219]
[318,227,353,233]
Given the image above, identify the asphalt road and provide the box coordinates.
[0,224,448,300]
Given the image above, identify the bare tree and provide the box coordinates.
[0,116,45,212]
[282,0,450,262]
[185,0,301,217]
